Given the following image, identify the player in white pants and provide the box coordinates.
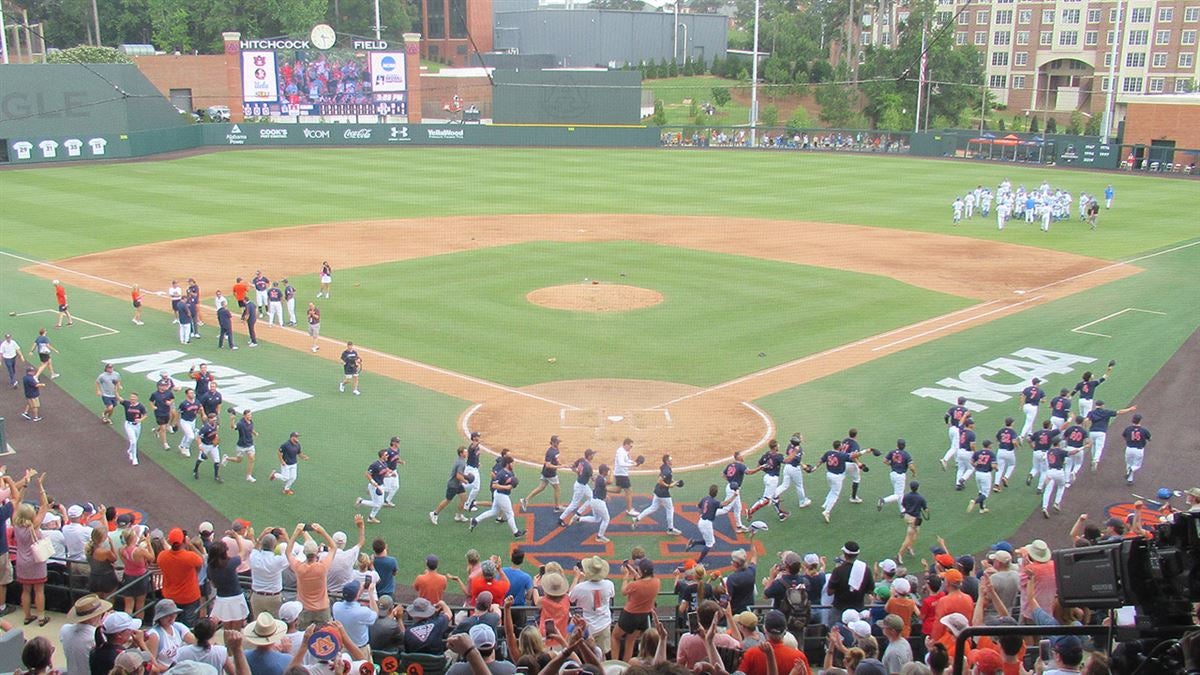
[122,410,143,465]
[354,459,386,523]
[269,432,307,495]
[575,465,612,543]
[822,472,845,517]
[1041,444,1079,517]
[968,441,997,513]
[1086,402,1136,470]
[954,420,977,490]
[877,440,913,514]
[775,461,811,509]
[266,298,284,327]
[1121,413,1151,484]
[687,485,737,564]
[940,398,969,471]
[1031,449,1048,490]
[1019,378,1043,438]
[463,465,482,510]
[634,455,681,535]
[472,456,523,537]
[560,450,597,524]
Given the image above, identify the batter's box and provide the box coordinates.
[561,408,602,429]
[633,409,672,429]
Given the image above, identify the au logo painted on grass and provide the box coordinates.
[105,350,311,412]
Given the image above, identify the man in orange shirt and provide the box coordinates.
[931,569,975,642]
[53,280,74,328]
[156,528,204,628]
[738,610,811,675]
[233,277,250,310]
[285,521,338,629]
[413,555,454,604]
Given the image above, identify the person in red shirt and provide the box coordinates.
[738,610,810,675]
[53,280,73,328]
[920,575,946,638]
[156,528,204,628]
[468,559,510,605]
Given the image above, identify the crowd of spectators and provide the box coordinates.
[661,130,910,153]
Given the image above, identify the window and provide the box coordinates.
[1042,9,1055,23]
[959,12,969,25]
[1015,51,1029,65]
[1177,78,1193,92]
[1104,52,1114,67]
[1059,31,1079,45]
[1159,7,1174,22]
[1149,77,1165,92]
[1126,52,1146,67]
[936,11,952,25]
[1128,29,1149,45]
[1187,7,1200,22]
[976,31,988,45]
[992,51,1010,65]
[1182,52,1196,67]
[1012,75,1025,88]
[1101,76,1110,92]
[1156,29,1171,44]
[882,32,892,45]
[861,31,871,45]
[956,31,968,45]
[1107,30,1116,45]
[426,0,445,38]
[448,0,467,37]
[1087,8,1101,23]
[977,11,989,23]
[1184,29,1198,44]
[1130,7,1151,23]
[1109,9,1118,22]
[1061,9,1080,23]
[989,74,1008,88]
[1018,9,1032,24]
[994,30,1011,45]
[1122,76,1144,92]
[1153,52,1168,66]
[1085,30,1098,45]
[1040,30,1054,45]
[996,10,1012,24]
[881,13,890,25]
[1017,30,1030,44]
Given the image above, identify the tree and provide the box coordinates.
[815,81,856,127]
[1029,116,1040,133]
[652,100,667,126]
[998,118,1006,131]
[789,105,812,129]
[1067,111,1083,135]
[761,104,779,127]
[711,87,732,107]
[46,45,133,63]
[669,59,679,77]
[1010,114,1025,132]
[690,99,700,117]
[1046,116,1058,134]
[1084,114,1101,136]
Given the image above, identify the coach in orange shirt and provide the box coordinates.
[232,277,250,309]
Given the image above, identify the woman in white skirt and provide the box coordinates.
[206,543,249,629]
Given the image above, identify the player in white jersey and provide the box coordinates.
[963,192,976,219]
[996,200,1010,230]
[952,197,964,224]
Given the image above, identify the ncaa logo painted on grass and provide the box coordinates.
[104,350,311,412]
[912,347,1095,411]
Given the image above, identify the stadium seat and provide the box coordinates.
[398,652,448,675]
[0,629,26,674]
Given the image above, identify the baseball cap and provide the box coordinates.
[116,513,134,526]
[331,531,347,547]
[290,431,301,438]
[891,578,911,595]
[167,528,186,546]
[113,651,150,672]
[876,614,905,632]
[854,660,887,675]
[988,550,1013,565]
[341,581,361,601]
[942,569,964,584]
[1032,377,1041,384]
[470,431,481,439]
[389,436,400,444]
[103,612,142,634]
[991,541,1014,554]
[1055,635,1084,654]
[426,554,439,569]
[841,609,861,624]
[848,620,872,638]
[782,551,801,567]
[968,649,1004,671]
[763,609,787,635]
[468,624,496,649]
[935,553,955,569]
[67,505,84,519]
[198,521,214,534]
[278,601,303,624]
[803,553,820,567]
[879,559,897,573]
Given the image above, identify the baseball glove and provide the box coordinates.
[858,463,871,472]
[674,480,685,488]
[869,447,882,457]
[802,464,815,473]
[1108,359,1117,367]
[635,455,646,466]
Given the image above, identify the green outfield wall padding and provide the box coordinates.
[492,70,643,125]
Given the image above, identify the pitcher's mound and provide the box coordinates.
[527,283,664,312]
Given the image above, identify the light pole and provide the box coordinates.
[750,0,761,146]
[673,1,679,63]
[1100,0,1123,142]
[374,0,382,40]
[0,0,9,64]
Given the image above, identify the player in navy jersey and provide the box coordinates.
[819,440,862,524]
[194,413,225,483]
[1072,361,1114,418]
[954,418,978,491]
[1048,388,1072,428]
[1084,400,1136,472]
[1121,413,1152,484]
[941,396,970,471]
[269,431,308,495]
[994,418,1020,490]
[633,454,683,535]
[381,437,405,507]
[471,455,525,538]
[718,451,750,533]
[1019,377,1045,438]
[148,381,175,452]
[897,481,928,563]
[355,450,389,523]
[774,433,813,511]
[339,341,362,395]
[116,392,148,465]
[842,428,877,504]
[464,431,485,511]
[1061,416,1092,486]
[521,435,563,512]
[747,440,788,520]
[224,408,259,482]
[573,464,613,543]
[687,484,737,563]
[1041,441,1082,518]
[560,449,597,527]
[1027,420,1061,492]
[968,440,998,514]
[177,388,202,457]
[877,440,914,513]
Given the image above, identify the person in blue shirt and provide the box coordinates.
[819,440,862,524]
[1085,401,1136,472]
[372,539,398,598]
[242,613,291,675]
[1072,362,1114,419]
[1104,184,1114,209]
[1018,377,1044,439]
[331,580,377,649]
[503,548,534,607]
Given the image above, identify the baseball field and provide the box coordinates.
[2,147,1198,578]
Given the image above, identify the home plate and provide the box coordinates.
[607,415,624,422]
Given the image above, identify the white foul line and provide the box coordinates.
[869,296,1044,352]
[14,309,119,340]
[1070,307,1168,339]
[1014,239,1200,295]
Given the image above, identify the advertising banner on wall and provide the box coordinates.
[241,51,280,103]
[368,52,407,93]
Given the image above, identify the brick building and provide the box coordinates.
[419,0,494,64]
[861,0,1200,118]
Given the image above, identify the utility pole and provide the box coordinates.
[914,19,926,132]
[1100,0,1123,141]
[750,0,761,146]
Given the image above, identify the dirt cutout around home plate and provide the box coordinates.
[28,215,1140,470]
[527,283,665,312]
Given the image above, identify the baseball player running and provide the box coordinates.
[115,392,148,465]
[224,409,259,482]
[940,397,970,471]
[1121,414,1151,484]
[176,389,201,457]
[1041,441,1081,518]
[876,439,915,513]
[269,431,308,495]
[1027,421,1061,491]
[774,433,813,510]
[339,342,362,395]
[841,428,877,504]
[559,449,597,527]
[354,451,389,523]
[570,464,613,543]
[429,447,470,525]
[1048,388,1072,429]
[1061,417,1092,487]
[1085,401,1136,471]
[994,418,1020,489]
[1018,378,1045,439]
[718,451,750,533]
[610,438,640,517]
[194,413,225,483]
[746,440,788,521]
[967,440,998,514]
[381,437,405,506]
[686,485,737,564]
[147,381,176,451]
[463,432,484,511]
[897,481,928,564]
[954,419,978,491]
[95,363,122,425]
[520,435,563,512]
[632,454,683,535]
[470,455,526,538]
[1072,361,1114,418]
[819,440,862,523]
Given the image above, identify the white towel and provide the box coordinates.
[848,560,867,592]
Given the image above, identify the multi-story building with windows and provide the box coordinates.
[860,0,1200,118]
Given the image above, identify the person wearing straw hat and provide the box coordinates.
[145,599,196,669]
[243,612,290,675]
[569,556,615,654]
[532,572,570,644]
[60,594,112,675]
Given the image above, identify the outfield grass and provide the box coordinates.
[312,241,969,386]
[2,149,1196,261]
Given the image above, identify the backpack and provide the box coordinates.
[779,579,811,626]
